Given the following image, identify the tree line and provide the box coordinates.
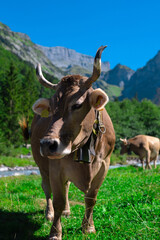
[1,46,160,155]
[106,98,160,149]
[0,46,57,154]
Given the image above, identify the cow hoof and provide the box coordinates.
[49,235,62,240]
[87,226,96,233]
[62,209,71,217]
[49,237,61,240]
[82,225,96,234]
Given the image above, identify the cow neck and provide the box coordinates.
[93,110,106,135]
[74,109,106,163]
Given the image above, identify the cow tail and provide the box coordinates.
[19,117,30,141]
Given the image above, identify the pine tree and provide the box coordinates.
[0,62,22,144]
[20,67,39,122]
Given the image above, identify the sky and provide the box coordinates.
[1,0,160,71]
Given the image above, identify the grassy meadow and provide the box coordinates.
[0,165,160,240]
[0,146,36,168]
[0,151,126,168]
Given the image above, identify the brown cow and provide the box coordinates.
[120,135,160,169]
[30,46,115,240]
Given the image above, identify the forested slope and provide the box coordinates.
[0,46,58,153]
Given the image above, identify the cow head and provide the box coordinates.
[32,46,109,159]
[120,138,131,154]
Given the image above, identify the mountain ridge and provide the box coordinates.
[38,45,110,73]
[121,50,160,102]
[103,63,135,89]
[1,21,160,103]
[0,22,110,79]
[0,21,122,100]
[0,22,64,79]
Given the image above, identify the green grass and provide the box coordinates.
[0,146,36,167]
[0,149,130,168]
[110,152,127,165]
[0,165,160,239]
[108,84,122,97]
[0,155,36,167]
[0,146,37,167]
[0,151,127,168]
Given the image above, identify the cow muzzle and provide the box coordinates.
[40,138,71,159]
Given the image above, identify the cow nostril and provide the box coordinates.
[49,141,58,153]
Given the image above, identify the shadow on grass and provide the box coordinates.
[0,210,46,240]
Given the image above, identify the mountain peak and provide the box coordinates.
[103,63,135,88]
[115,64,133,71]
[121,50,160,102]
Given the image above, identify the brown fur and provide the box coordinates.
[31,73,115,238]
[121,135,160,169]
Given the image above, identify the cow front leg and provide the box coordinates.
[82,189,97,234]
[41,176,54,221]
[62,181,71,217]
[82,159,108,234]
[49,180,68,240]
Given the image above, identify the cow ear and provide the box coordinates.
[90,89,109,110]
[32,98,51,118]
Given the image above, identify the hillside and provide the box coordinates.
[0,45,58,149]
[0,22,110,78]
[103,64,135,88]
[121,51,160,102]
[0,21,122,99]
[0,22,64,79]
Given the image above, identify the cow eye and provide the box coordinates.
[71,103,82,111]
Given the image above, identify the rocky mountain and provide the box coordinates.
[102,64,135,89]
[0,22,110,79]
[3,21,160,103]
[38,45,110,75]
[121,51,160,102]
[0,22,64,79]
[0,21,121,100]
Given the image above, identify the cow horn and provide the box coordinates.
[36,64,58,89]
[120,138,125,142]
[120,138,128,144]
[85,45,107,86]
